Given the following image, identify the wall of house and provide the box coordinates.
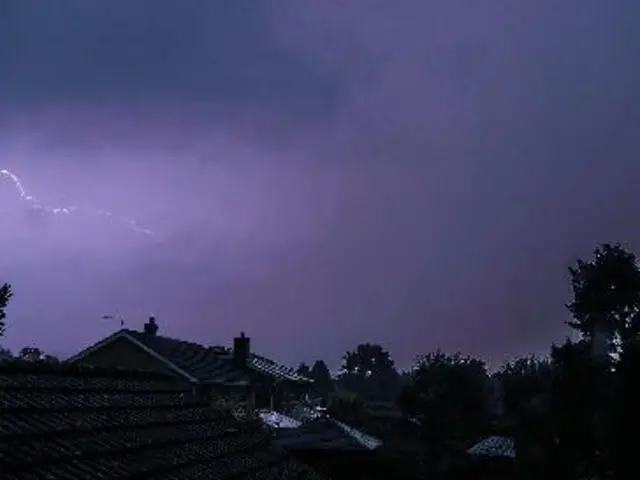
[248,372,310,411]
[74,336,182,380]
[211,388,254,417]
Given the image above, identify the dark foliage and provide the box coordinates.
[506,244,640,478]
[567,243,640,346]
[327,392,366,426]
[398,351,491,471]
[544,339,611,477]
[0,282,12,337]
[339,343,399,399]
[296,362,311,378]
[610,337,640,478]
[13,346,60,363]
[495,356,552,425]
[310,360,333,397]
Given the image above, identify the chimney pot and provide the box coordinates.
[233,332,250,367]
[143,316,159,335]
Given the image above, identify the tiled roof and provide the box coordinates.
[365,417,423,452]
[0,360,325,479]
[273,417,383,451]
[68,329,312,386]
[363,400,404,419]
[467,435,516,458]
[332,420,383,450]
[124,330,250,385]
[248,352,312,384]
[287,404,324,423]
[258,410,302,429]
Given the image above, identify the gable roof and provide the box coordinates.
[467,436,516,458]
[66,329,312,386]
[0,360,325,479]
[259,409,303,429]
[273,417,383,451]
[363,399,404,419]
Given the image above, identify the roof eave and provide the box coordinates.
[65,330,199,383]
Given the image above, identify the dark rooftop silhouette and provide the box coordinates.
[0,360,325,479]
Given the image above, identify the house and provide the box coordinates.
[467,436,516,458]
[66,316,313,415]
[269,413,423,479]
[0,359,325,479]
[270,416,385,480]
[274,416,383,451]
[362,398,404,419]
[259,409,303,429]
[445,435,518,479]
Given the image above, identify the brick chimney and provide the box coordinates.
[143,316,159,335]
[233,332,250,367]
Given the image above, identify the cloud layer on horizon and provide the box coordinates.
[1,1,639,368]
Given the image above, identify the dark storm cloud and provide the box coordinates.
[2,1,640,369]
[0,0,360,127]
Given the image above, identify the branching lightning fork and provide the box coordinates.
[1,168,157,238]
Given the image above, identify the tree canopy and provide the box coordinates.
[310,360,333,396]
[339,343,399,399]
[17,346,59,363]
[18,346,45,362]
[0,282,13,337]
[536,338,612,477]
[507,243,640,477]
[567,243,640,349]
[0,345,12,360]
[610,336,640,476]
[398,351,491,469]
[342,343,396,376]
[495,355,552,422]
[296,362,311,378]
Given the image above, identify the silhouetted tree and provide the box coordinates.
[543,338,612,478]
[18,346,59,363]
[398,351,490,471]
[539,243,640,477]
[0,345,12,361]
[18,346,44,361]
[310,360,333,397]
[296,362,311,378]
[327,391,366,425]
[492,356,555,475]
[339,343,399,399]
[0,282,12,337]
[496,356,552,423]
[567,243,640,353]
[610,336,640,478]
[42,354,60,364]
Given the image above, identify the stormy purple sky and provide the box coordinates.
[1,1,639,370]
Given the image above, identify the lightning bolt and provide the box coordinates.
[1,168,157,238]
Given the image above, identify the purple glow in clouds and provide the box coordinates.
[0,0,639,370]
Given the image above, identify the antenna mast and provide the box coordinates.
[102,314,125,328]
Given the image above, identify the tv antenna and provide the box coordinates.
[102,314,125,328]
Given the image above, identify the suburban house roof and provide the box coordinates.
[259,409,303,429]
[0,360,324,479]
[273,417,383,451]
[467,435,516,458]
[66,329,312,386]
[362,399,404,419]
